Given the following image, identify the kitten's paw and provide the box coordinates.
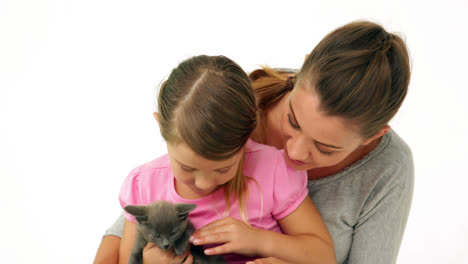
[128,254,142,264]
[174,245,186,256]
[174,236,190,255]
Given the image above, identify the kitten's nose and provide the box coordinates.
[162,239,169,249]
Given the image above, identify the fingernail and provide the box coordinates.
[189,236,194,242]
[204,249,212,255]
[193,239,201,244]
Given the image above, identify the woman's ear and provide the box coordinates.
[153,112,159,123]
[362,125,391,145]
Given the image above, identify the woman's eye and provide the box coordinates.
[287,114,300,130]
[318,148,333,155]
[181,166,195,172]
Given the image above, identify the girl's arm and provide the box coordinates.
[192,196,336,264]
[264,196,336,264]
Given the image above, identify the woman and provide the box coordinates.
[94,20,413,264]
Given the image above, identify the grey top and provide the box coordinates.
[104,131,413,264]
[307,129,414,264]
[103,213,125,238]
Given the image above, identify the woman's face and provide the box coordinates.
[280,80,366,171]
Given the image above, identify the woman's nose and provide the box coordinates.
[286,137,309,162]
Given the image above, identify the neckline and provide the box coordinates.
[307,129,393,186]
[168,169,225,205]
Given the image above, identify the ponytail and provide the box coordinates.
[249,67,295,111]
[248,67,296,143]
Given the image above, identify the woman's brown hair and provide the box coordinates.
[250,21,411,139]
[158,55,257,222]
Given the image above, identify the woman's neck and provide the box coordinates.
[306,138,380,180]
[252,91,290,149]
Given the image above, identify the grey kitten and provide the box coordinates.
[124,201,226,264]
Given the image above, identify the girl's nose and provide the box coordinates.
[194,175,216,192]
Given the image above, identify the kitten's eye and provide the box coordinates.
[170,231,177,236]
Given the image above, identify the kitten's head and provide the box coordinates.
[124,201,196,250]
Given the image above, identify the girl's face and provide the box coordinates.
[167,142,243,199]
[280,81,367,171]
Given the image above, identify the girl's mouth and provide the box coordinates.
[190,184,211,195]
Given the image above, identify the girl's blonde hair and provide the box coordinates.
[158,55,257,223]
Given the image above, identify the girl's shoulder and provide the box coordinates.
[125,154,172,184]
[120,154,173,214]
[245,138,281,155]
[133,154,170,172]
[245,139,287,169]
[244,139,308,221]
[244,138,306,181]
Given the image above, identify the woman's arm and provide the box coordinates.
[94,236,121,264]
[94,213,125,264]
[119,219,138,264]
[142,242,193,264]
[192,196,336,264]
[347,173,413,264]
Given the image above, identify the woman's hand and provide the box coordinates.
[246,257,291,264]
[190,217,263,257]
[142,242,193,264]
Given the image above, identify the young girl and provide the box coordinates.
[118,55,336,264]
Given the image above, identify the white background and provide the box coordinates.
[2,0,468,263]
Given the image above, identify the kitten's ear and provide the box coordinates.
[175,203,196,221]
[124,205,147,216]
[135,216,148,223]
[124,205,148,223]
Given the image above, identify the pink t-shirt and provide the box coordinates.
[119,139,308,264]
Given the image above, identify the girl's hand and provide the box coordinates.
[246,257,290,264]
[142,242,193,264]
[190,217,263,257]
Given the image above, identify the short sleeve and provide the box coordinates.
[347,155,414,264]
[102,213,125,238]
[271,151,308,220]
[119,167,143,223]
